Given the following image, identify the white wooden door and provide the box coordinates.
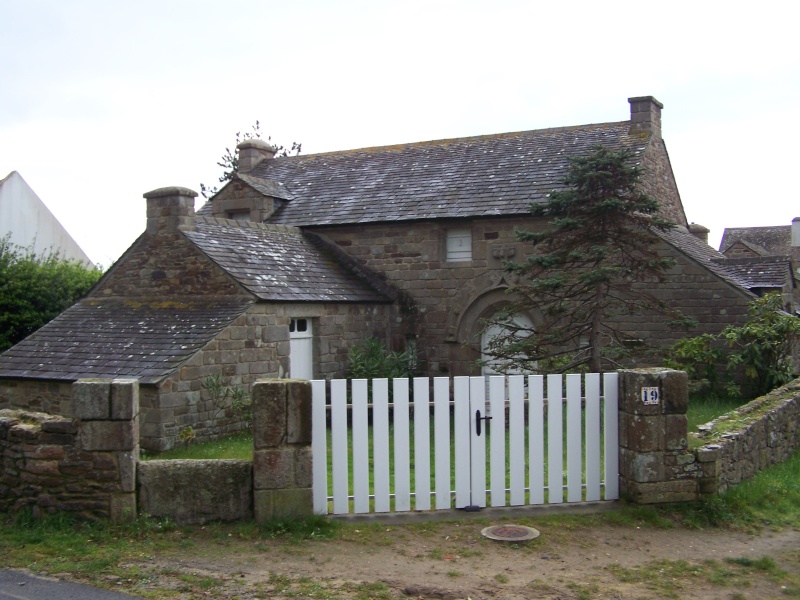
[289,318,313,380]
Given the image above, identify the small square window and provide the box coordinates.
[446,228,472,262]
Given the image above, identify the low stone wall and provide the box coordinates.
[695,380,800,495]
[0,378,139,521]
[138,460,252,524]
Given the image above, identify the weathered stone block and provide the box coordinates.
[253,489,273,522]
[80,419,138,452]
[625,452,665,483]
[40,419,77,435]
[253,449,294,489]
[137,460,252,525]
[72,380,111,420]
[665,414,688,450]
[252,380,287,449]
[294,446,313,488]
[662,370,688,414]
[626,480,697,504]
[119,448,139,493]
[627,415,664,453]
[287,381,312,445]
[109,493,137,522]
[111,379,139,420]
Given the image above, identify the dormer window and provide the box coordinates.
[228,211,251,222]
[446,228,472,262]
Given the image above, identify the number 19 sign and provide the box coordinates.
[641,387,660,405]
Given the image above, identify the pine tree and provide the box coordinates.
[485,145,693,373]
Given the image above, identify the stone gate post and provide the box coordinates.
[252,379,313,521]
[72,378,140,521]
[618,368,699,503]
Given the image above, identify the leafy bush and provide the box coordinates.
[347,337,417,380]
[0,236,102,351]
[668,293,800,397]
[202,375,252,428]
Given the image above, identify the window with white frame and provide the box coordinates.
[446,228,472,262]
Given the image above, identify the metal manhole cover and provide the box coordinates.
[481,524,540,542]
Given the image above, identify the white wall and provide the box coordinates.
[0,171,93,264]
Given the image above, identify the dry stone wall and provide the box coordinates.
[0,378,139,521]
[695,380,800,495]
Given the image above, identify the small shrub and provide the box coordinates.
[347,337,418,380]
[667,293,800,397]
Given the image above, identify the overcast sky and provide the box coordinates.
[1,0,798,266]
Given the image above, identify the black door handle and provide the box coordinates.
[476,409,492,436]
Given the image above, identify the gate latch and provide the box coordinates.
[475,410,493,436]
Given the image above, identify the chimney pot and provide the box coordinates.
[792,217,800,247]
[144,186,197,234]
[628,96,663,139]
[237,139,277,173]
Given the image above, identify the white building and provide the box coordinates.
[0,171,92,264]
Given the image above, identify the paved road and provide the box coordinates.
[0,570,142,599]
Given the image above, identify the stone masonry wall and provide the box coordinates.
[695,379,800,495]
[92,232,245,299]
[0,379,73,417]
[316,218,755,377]
[0,379,139,521]
[638,139,687,227]
[141,302,394,452]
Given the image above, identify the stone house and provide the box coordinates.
[0,96,763,450]
[719,220,800,313]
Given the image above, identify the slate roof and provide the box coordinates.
[0,298,252,383]
[187,218,393,302]
[712,257,793,289]
[656,226,756,295]
[720,225,800,260]
[198,122,648,226]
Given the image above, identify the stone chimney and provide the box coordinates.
[144,187,197,235]
[237,139,277,173]
[628,96,663,139]
[792,217,800,247]
[688,223,710,244]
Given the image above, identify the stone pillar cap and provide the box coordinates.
[143,186,198,199]
[237,139,277,152]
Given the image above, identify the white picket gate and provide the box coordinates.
[311,373,619,515]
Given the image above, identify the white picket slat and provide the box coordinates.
[528,375,545,504]
[547,374,563,504]
[604,372,620,500]
[469,376,487,508]
[584,373,601,502]
[393,378,411,512]
[433,377,451,509]
[352,379,370,514]
[331,379,350,515]
[373,379,390,513]
[311,379,328,515]
[453,376,470,508]
[508,375,525,506]
[489,375,506,507]
[413,377,431,511]
[566,374,583,502]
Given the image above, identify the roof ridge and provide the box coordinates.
[283,120,633,159]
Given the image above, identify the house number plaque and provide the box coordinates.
[640,387,660,405]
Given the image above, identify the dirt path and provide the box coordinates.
[115,517,800,599]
